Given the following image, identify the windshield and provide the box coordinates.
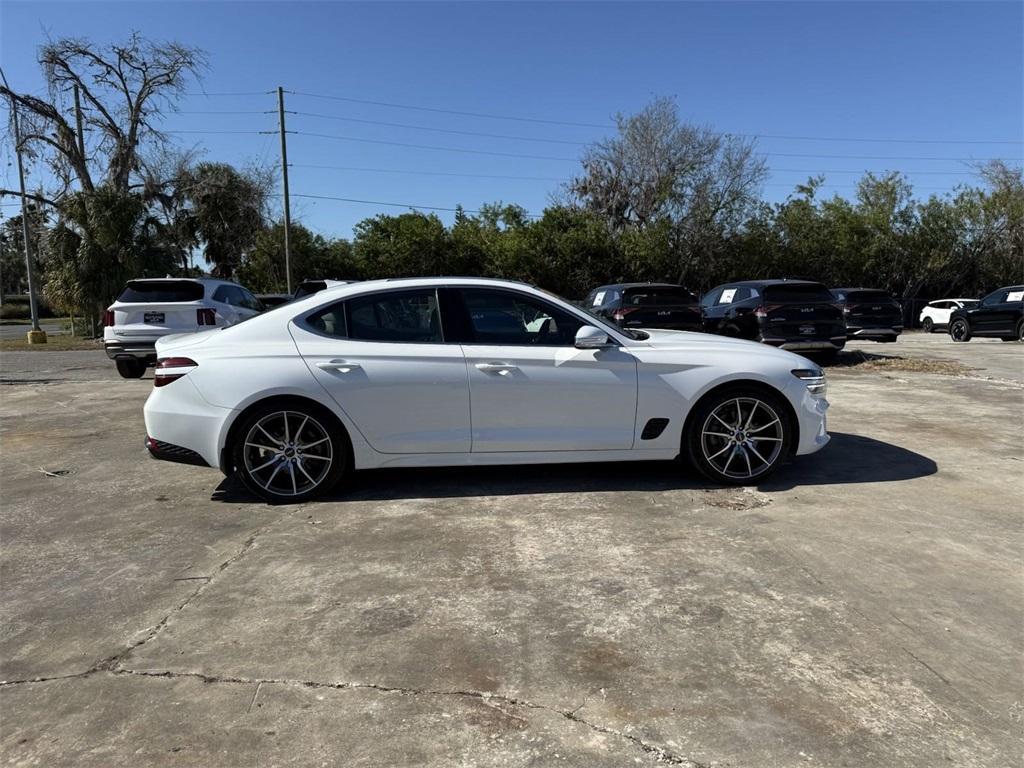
[118,281,203,303]
[622,286,698,305]
[845,290,894,303]
[764,284,834,303]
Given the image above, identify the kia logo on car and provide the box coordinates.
[801,307,813,313]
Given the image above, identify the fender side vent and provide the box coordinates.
[641,418,670,440]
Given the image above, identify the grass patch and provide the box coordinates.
[0,335,103,352]
[832,349,975,376]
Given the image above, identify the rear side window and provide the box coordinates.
[622,286,698,306]
[846,290,894,303]
[347,290,442,343]
[307,303,347,337]
[117,281,203,303]
[764,284,834,303]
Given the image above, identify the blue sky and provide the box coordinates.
[2,1,1022,239]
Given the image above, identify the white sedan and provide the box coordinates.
[144,278,830,502]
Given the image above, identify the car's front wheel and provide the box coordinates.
[232,404,348,503]
[686,389,793,486]
[922,317,934,333]
[115,358,146,379]
[949,319,971,342]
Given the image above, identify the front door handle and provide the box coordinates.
[475,362,518,375]
[317,359,362,373]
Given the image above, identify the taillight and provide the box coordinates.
[842,303,856,314]
[102,309,115,327]
[197,308,216,326]
[154,357,198,387]
[612,307,639,323]
[754,304,782,318]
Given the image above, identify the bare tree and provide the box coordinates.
[1,33,205,201]
[568,97,768,284]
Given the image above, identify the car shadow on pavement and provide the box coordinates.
[211,432,936,504]
[759,432,937,491]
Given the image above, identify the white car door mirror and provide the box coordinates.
[575,325,612,349]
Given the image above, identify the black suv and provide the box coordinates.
[584,283,701,331]
[830,288,903,342]
[948,285,1024,343]
[701,280,846,355]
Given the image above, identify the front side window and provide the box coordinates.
[981,290,1005,306]
[347,290,443,343]
[461,289,584,346]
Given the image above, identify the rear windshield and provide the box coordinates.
[622,286,698,306]
[764,284,834,303]
[117,281,204,303]
[845,290,894,303]
[294,281,327,300]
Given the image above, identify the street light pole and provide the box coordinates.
[1,68,45,343]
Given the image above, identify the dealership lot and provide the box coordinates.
[1,334,1021,766]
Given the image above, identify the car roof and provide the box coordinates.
[722,279,824,288]
[126,277,237,285]
[599,282,688,290]
[832,287,890,293]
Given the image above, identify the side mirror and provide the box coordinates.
[575,325,613,349]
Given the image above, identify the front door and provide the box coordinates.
[455,287,637,452]
[291,288,471,453]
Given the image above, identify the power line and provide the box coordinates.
[290,131,578,161]
[285,89,1023,145]
[164,129,268,135]
[291,192,538,217]
[290,111,584,145]
[184,91,271,97]
[286,90,610,129]
[767,152,1009,162]
[290,163,976,183]
[175,110,270,115]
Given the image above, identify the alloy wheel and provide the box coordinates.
[700,397,784,480]
[950,320,968,341]
[242,410,334,497]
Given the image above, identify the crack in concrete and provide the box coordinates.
[108,667,713,766]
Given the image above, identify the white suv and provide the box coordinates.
[103,278,264,378]
[919,299,979,332]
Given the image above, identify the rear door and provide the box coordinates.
[975,287,1023,333]
[291,288,471,454]
[111,280,205,336]
[761,283,844,341]
[615,286,701,330]
[455,287,637,452]
[843,290,902,329]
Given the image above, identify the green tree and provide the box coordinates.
[238,222,357,293]
[352,212,452,279]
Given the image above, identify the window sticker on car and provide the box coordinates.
[719,288,736,304]
[593,291,606,306]
[1006,290,1024,302]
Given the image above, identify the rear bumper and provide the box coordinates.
[105,340,157,360]
[145,436,209,467]
[847,326,903,341]
[761,336,847,352]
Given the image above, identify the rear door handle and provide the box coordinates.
[316,359,362,373]
[475,362,518,375]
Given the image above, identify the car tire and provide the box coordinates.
[115,358,146,379]
[949,319,971,342]
[232,402,349,503]
[686,388,793,486]
[1017,320,1024,343]
[922,317,934,333]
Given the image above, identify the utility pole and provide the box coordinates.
[0,68,44,343]
[277,86,292,294]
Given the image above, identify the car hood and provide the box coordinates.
[634,329,813,365]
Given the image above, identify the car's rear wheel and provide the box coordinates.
[115,358,146,379]
[1016,320,1024,342]
[949,319,971,342]
[232,404,348,503]
[922,317,934,333]
[686,389,793,486]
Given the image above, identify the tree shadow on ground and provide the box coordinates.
[212,432,936,504]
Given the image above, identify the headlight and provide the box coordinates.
[792,368,827,397]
